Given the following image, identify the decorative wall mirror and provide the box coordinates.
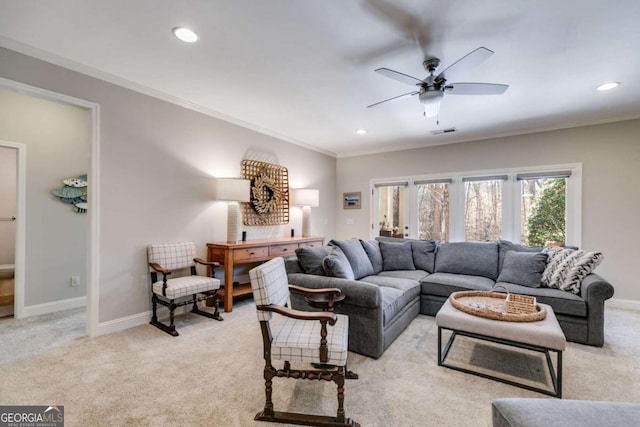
[241,160,289,225]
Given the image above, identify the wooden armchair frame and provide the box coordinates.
[149,257,223,336]
[255,285,359,427]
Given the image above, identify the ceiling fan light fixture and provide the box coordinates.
[596,82,620,91]
[419,90,443,117]
[172,27,198,43]
[423,102,440,118]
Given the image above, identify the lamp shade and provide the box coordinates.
[292,188,319,207]
[215,178,250,202]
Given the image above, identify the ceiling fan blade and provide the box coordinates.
[375,68,424,86]
[435,47,494,83]
[367,91,419,108]
[444,82,508,95]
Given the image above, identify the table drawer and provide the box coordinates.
[298,240,324,249]
[234,246,269,261]
[270,244,298,257]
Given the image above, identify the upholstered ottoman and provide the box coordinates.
[436,299,566,397]
[492,398,640,427]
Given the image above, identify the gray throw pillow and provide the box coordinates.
[435,241,499,279]
[497,251,548,288]
[360,239,383,274]
[411,240,437,273]
[322,247,355,280]
[498,240,542,271]
[295,246,332,276]
[379,240,415,271]
[330,239,375,279]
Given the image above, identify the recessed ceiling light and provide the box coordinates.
[356,129,367,135]
[596,82,620,91]
[172,27,198,43]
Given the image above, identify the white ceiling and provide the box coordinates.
[1,0,639,157]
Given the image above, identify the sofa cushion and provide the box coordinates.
[330,239,375,279]
[295,246,332,276]
[495,281,587,317]
[379,240,415,271]
[411,240,437,273]
[435,241,500,280]
[498,240,543,271]
[360,275,421,298]
[360,239,383,274]
[542,246,604,294]
[322,247,355,280]
[377,270,430,282]
[420,272,495,297]
[379,286,419,327]
[497,251,548,288]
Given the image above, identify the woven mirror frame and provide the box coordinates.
[241,159,290,225]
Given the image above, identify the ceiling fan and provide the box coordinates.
[368,47,508,118]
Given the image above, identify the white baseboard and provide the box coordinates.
[95,311,150,336]
[94,305,194,336]
[608,298,640,312]
[22,296,86,318]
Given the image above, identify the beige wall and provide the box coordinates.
[0,88,90,305]
[0,146,17,265]
[337,119,640,302]
[0,47,336,323]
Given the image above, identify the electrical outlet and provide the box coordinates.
[70,276,80,287]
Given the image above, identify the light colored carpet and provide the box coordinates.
[1,301,639,427]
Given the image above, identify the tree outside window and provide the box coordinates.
[417,182,449,241]
[522,178,566,246]
[464,179,502,242]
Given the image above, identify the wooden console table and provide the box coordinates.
[207,236,324,312]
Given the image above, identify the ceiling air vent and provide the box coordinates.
[430,127,457,135]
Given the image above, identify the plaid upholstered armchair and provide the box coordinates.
[249,257,359,427]
[147,242,223,336]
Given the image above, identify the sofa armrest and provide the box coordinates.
[284,256,305,274]
[580,273,614,303]
[287,273,381,308]
[579,273,614,346]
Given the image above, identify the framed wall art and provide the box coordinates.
[241,159,290,225]
[343,192,361,209]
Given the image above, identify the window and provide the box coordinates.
[371,164,580,246]
[463,176,506,242]
[518,171,570,246]
[415,179,450,241]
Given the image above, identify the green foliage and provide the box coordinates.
[526,179,566,246]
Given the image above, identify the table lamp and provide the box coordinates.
[292,188,319,237]
[215,178,251,243]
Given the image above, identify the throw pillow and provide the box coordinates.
[330,239,375,279]
[295,246,332,276]
[411,240,437,273]
[542,247,604,294]
[435,241,500,280]
[498,240,543,271]
[496,251,548,288]
[379,240,415,271]
[322,247,355,280]
[360,239,383,274]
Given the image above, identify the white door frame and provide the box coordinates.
[0,77,100,337]
[0,141,25,318]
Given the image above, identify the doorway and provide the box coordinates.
[0,145,16,317]
[0,77,99,337]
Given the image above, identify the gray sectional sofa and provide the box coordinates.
[285,237,614,359]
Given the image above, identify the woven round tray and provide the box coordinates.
[449,290,547,322]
